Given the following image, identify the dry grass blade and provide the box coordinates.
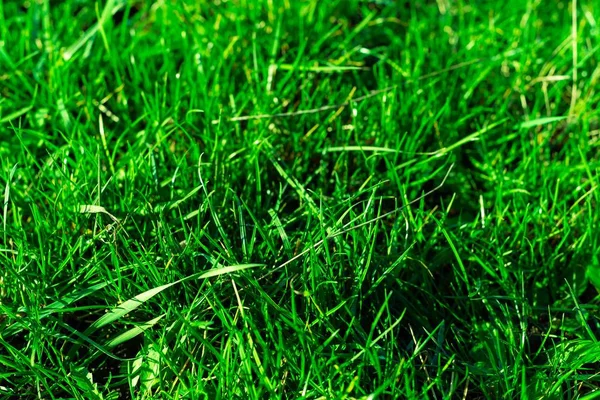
[79,204,120,224]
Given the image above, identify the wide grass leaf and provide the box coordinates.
[89,264,259,332]
[105,315,164,349]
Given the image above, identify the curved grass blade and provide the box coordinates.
[105,315,165,349]
[89,264,259,333]
[3,281,110,338]
[66,264,259,360]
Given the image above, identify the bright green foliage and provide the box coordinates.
[0,0,599,398]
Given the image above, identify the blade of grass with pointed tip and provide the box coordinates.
[32,281,110,318]
[3,281,111,338]
[88,264,258,333]
[3,164,17,243]
[62,0,126,61]
[105,315,164,349]
[0,107,32,123]
[66,264,259,360]
[518,116,567,129]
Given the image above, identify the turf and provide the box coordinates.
[0,0,599,398]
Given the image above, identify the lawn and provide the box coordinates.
[0,0,599,398]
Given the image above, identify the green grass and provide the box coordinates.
[0,0,599,398]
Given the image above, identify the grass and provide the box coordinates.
[0,0,599,398]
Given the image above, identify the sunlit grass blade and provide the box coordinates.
[89,264,259,332]
[105,315,165,349]
[518,116,568,129]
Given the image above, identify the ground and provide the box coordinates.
[0,0,599,399]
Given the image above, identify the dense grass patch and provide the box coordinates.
[1,0,599,398]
